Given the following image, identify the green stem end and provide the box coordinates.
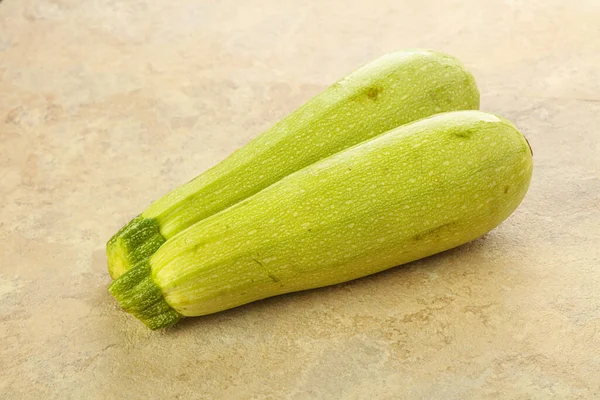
[108,261,182,330]
[106,215,166,280]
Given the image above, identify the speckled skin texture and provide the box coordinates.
[1,0,599,399]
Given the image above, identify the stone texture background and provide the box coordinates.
[1,0,599,398]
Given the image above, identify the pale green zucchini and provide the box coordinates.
[107,50,480,280]
[109,110,533,329]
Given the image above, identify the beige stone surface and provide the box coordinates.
[1,0,599,398]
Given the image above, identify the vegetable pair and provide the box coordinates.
[107,50,532,329]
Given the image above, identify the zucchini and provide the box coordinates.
[109,110,533,329]
[107,50,480,280]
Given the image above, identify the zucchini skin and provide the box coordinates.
[109,111,533,329]
[107,50,480,280]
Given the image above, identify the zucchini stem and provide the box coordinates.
[109,261,181,330]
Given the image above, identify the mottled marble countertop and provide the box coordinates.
[1,0,599,398]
